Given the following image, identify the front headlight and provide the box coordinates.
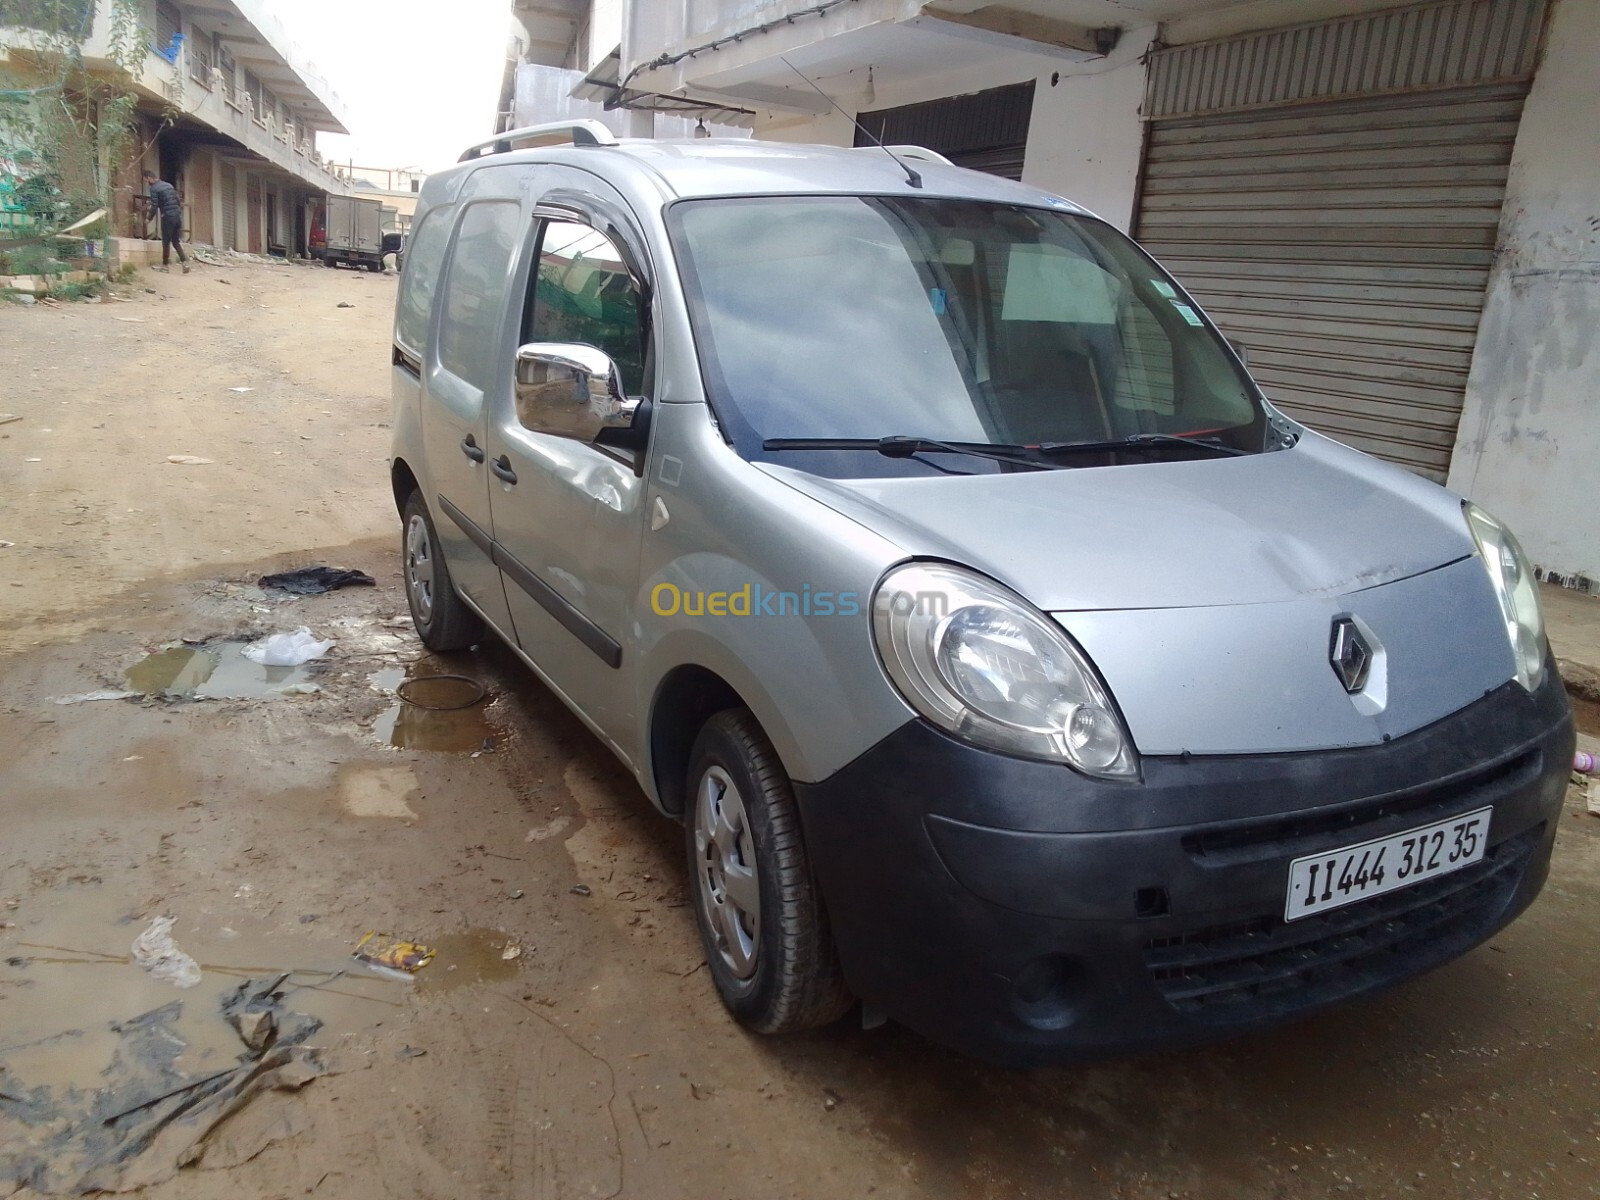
[1464,502,1546,692]
[871,562,1138,778]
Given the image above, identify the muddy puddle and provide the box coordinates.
[368,666,500,752]
[126,642,319,700]
[0,899,400,1095]
[417,928,525,993]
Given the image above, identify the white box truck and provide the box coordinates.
[312,195,384,272]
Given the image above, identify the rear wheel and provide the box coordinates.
[401,491,482,651]
[685,710,852,1034]
[366,260,383,273]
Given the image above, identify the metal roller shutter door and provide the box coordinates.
[856,81,1034,181]
[220,166,236,250]
[1136,83,1527,481]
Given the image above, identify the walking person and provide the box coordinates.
[142,169,189,273]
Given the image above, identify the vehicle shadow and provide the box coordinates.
[464,637,1591,1196]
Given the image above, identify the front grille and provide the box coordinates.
[1145,826,1542,1021]
[1181,749,1540,864]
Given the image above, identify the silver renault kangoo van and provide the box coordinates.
[389,122,1574,1065]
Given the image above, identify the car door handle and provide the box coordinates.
[490,455,518,485]
[460,434,485,463]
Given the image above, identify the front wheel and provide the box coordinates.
[685,710,852,1034]
[401,491,483,651]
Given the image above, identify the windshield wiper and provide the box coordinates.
[1035,433,1246,458]
[762,436,1056,470]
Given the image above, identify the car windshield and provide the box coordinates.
[670,196,1267,477]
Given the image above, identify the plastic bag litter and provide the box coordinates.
[257,565,376,596]
[53,689,140,705]
[130,915,202,989]
[242,627,334,667]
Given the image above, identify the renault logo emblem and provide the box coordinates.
[1329,618,1373,694]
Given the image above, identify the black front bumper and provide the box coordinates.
[794,668,1573,1067]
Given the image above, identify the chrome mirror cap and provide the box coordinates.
[514,342,639,441]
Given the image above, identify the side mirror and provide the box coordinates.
[514,343,640,441]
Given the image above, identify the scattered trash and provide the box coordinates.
[501,944,522,962]
[23,456,41,462]
[226,386,253,393]
[53,689,140,705]
[395,674,485,711]
[823,1087,843,1112]
[1576,751,1597,775]
[129,915,202,989]
[164,454,214,465]
[352,932,434,979]
[570,884,592,897]
[336,301,355,308]
[242,627,334,667]
[397,1045,427,1059]
[257,565,376,595]
[0,976,331,1193]
[111,316,145,323]
[1589,779,1599,817]
[0,413,20,426]
[0,540,14,549]
[508,889,524,900]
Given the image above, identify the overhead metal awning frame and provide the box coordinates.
[572,50,758,130]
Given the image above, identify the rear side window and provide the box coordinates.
[438,201,522,389]
[394,205,453,356]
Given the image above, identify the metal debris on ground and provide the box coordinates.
[570,884,592,897]
[257,566,376,596]
[351,932,434,979]
[0,976,331,1194]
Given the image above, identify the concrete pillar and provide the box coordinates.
[1447,0,1600,581]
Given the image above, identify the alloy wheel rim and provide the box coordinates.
[405,514,435,624]
[693,765,760,980]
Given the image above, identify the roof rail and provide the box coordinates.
[459,120,619,162]
[878,145,953,166]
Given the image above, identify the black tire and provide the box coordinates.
[685,709,852,1034]
[401,490,483,651]
[366,260,383,273]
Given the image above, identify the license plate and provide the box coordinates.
[1284,807,1492,922]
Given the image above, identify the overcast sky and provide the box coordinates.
[268,0,510,173]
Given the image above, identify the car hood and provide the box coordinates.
[758,432,1475,612]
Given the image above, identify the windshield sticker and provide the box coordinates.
[929,287,947,315]
[1150,280,1177,298]
[1172,303,1204,327]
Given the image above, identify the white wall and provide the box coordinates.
[753,32,1152,231]
[1447,0,1600,580]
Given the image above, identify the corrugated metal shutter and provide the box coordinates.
[856,81,1033,180]
[1137,84,1527,481]
[1134,0,1548,481]
[220,165,236,250]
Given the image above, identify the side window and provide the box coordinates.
[526,220,645,396]
[394,205,453,356]
[439,201,522,389]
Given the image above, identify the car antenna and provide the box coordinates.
[779,56,922,189]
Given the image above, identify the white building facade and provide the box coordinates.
[608,0,1595,586]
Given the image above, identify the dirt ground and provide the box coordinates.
[1,260,1598,1200]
